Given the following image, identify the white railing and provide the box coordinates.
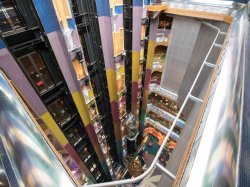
[149,83,178,101]
[147,103,185,128]
[145,117,179,140]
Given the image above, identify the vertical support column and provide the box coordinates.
[139,17,158,135]
[95,0,123,162]
[31,0,111,179]
[131,0,143,117]
[0,39,95,183]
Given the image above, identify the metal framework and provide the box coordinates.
[84,21,221,187]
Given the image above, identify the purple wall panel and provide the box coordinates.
[98,17,115,70]
[85,125,99,146]
[132,6,143,51]
[71,29,81,47]
[0,49,47,115]
[110,101,119,125]
[113,14,124,32]
[144,69,152,91]
[149,18,158,41]
[47,32,79,93]
[64,143,82,163]
[132,82,139,106]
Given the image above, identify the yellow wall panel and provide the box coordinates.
[72,91,91,125]
[41,112,68,146]
[132,51,140,82]
[146,40,156,69]
[115,0,123,5]
[106,69,118,102]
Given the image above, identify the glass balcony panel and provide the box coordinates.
[72,59,86,80]
[31,53,55,89]
[0,0,24,32]
[88,104,98,120]
[19,56,47,93]
[141,25,146,40]
[81,80,95,104]
[48,98,72,126]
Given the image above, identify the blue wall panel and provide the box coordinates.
[32,0,61,33]
[95,0,111,17]
[133,0,143,6]
[0,38,5,49]
[115,5,123,14]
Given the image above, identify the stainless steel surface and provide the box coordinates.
[0,71,76,187]
[0,156,9,187]
[186,7,247,187]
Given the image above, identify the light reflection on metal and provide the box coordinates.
[0,71,76,187]
[0,156,9,187]
[186,7,247,187]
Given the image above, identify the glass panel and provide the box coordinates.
[118,96,126,118]
[30,52,55,89]
[81,79,94,104]
[72,59,86,80]
[19,56,47,93]
[116,60,125,94]
[48,98,72,126]
[88,103,98,120]
[65,126,83,145]
[0,0,24,32]
[71,0,79,15]
[0,9,11,32]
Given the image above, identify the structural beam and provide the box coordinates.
[33,0,111,180]
[131,0,144,116]
[95,0,123,162]
[139,17,158,135]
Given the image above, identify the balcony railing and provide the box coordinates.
[145,117,179,140]
[149,83,178,101]
[147,103,185,128]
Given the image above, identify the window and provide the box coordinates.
[70,0,78,15]
[81,79,94,104]
[48,98,72,126]
[65,126,83,145]
[72,59,86,80]
[0,0,24,33]
[18,52,55,94]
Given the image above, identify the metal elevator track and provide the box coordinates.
[238,14,250,187]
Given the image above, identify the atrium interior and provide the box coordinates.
[0,0,249,187]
